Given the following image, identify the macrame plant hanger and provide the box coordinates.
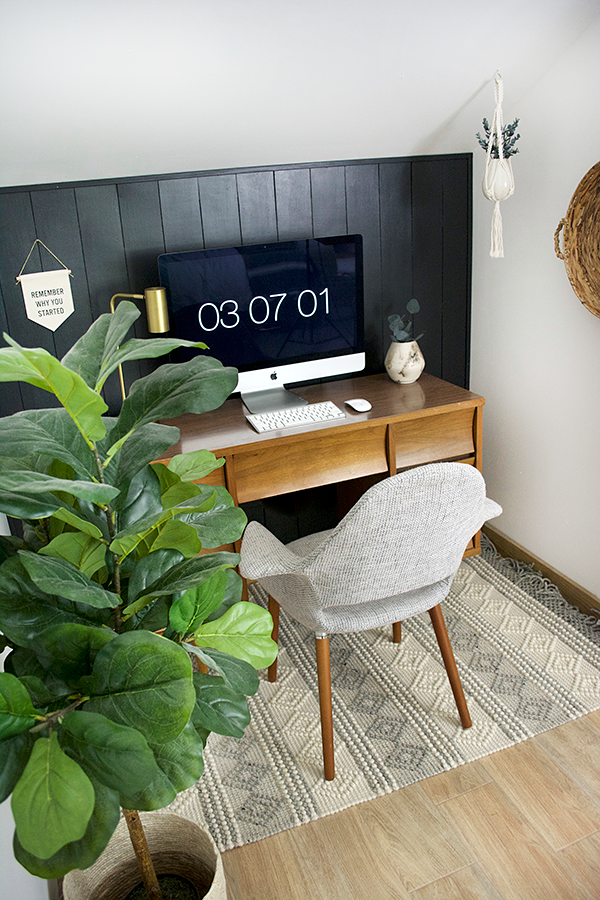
[482,71,515,258]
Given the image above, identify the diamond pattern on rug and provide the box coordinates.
[169,544,600,852]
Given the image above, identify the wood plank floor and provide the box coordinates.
[222,709,600,900]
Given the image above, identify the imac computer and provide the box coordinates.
[158,234,365,414]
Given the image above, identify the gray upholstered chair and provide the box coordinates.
[239,462,502,780]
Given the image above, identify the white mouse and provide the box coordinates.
[345,398,372,413]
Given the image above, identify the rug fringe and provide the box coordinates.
[480,533,600,639]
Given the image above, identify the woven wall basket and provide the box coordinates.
[554,160,600,318]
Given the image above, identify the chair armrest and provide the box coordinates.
[239,521,305,579]
[484,498,502,521]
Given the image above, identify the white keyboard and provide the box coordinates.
[246,401,346,433]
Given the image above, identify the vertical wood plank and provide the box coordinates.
[117,181,166,389]
[346,164,382,372]
[274,168,313,240]
[379,160,412,325]
[442,156,472,388]
[0,191,49,412]
[237,171,277,244]
[412,159,444,378]
[0,283,24,416]
[198,173,242,249]
[310,165,346,237]
[159,177,204,253]
[30,188,93,359]
[75,183,130,413]
[118,181,166,296]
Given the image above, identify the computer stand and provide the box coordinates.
[241,387,309,415]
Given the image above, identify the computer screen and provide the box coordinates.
[158,234,364,412]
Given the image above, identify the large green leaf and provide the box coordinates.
[148,519,202,558]
[116,463,162,532]
[159,478,203,509]
[107,355,238,452]
[0,556,105,648]
[59,710,164,796]
[18,552,119,609]
[38,532,108,579]
[110,492,219,560]
[169,569,228,636]
[0,337,107,444]
[127,549,184,608]
[146,721,205,792]
[0,534,23,564]
[11,732,95,859]
[108,422,180,501]
[51,506,105,540]
[194,602,278,669]
[185,646,259,696]
[119,722,205,811]
[0,489,63,520]
[0,409,100,480]
[180,502,248,549]
[84,631,195,744]
[0,672,42,740]
[61,301,140,389]
[0,471,118,506]
[98,336,210,391]
[203,567,244,622]
[0,731,34,804]
[166,449,225,481]
[124,552,239,616]
[13,774,120,878]
[35,624,116,682]
[191,673,250,738]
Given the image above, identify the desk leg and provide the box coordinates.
[224,454,249,601]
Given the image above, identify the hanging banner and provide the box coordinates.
[18,269,74,332]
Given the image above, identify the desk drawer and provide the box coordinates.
[233,424,388,503]
[391,407,476,469]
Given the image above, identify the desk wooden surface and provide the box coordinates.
[159,373,484,555]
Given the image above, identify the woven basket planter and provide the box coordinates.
[62,813,227,900]
[554,160,600,318]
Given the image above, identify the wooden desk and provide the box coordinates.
[159,372,485,557]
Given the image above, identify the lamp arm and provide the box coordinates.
[109,289,169,401]
[109,293,145,314]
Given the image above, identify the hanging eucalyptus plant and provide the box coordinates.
[0,301,277,894]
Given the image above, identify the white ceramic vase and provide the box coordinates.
[385,340,425,384]
[62,812,227,900]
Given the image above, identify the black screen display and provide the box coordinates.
[158,235,363,371]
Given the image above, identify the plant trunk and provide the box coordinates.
[122,809,163,900]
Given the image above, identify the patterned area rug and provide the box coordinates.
[170,538,600,851]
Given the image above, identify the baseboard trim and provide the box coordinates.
[482,524,600,620]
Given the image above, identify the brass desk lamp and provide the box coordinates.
[110,287,169,399]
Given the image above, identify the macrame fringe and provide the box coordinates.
[491,201,504,258]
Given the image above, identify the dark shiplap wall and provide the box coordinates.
[0,154,472,417]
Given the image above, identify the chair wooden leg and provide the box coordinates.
[267,595,280,683]
[392,621,402,643]
[428,604,472,729]
[315,635,335,780]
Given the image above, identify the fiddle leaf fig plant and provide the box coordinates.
[0,301,277,894]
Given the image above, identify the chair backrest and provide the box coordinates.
[302,463,491,609]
